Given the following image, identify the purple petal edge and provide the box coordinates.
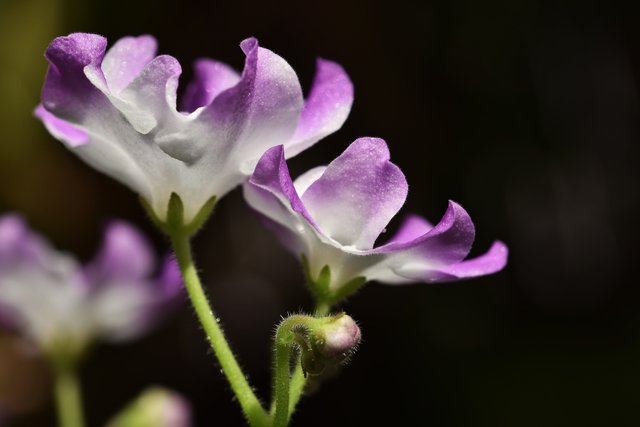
[34,104,89,147]
[301,137,407,249]
[376,200,475,263]
[42,33,108,113]
[424,240,508,282]
[385,214,434,245]
[287,58,354,157]
[249,145,316,225]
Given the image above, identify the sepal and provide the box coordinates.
[302,255,366,310]
[141,193,216,237]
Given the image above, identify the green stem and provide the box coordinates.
[285,302,331,421]
[169,231,270,427]
[314,300,331,317]
[272,316,302,427]
[287,365,305,417]
[54,366,85,427]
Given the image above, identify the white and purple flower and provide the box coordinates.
[0,215,181,358]
[244,138,508,303]
[35,33,353,224]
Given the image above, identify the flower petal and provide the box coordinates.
[40,34,154,192]
[164,38,303,167]
[90,256,183,342]
[301,137,408,250]
[85,221,154,283]
[34,105,89,147]
[287,59,354,157]
[395,241,509,282]
[0,216,87,348]
[376,201,475,262]
[293,165,327,196]
[180,59,241,113]
[244,145,313,231]
[386,214,434,245]
[42,33,108,119]
[159,255,183,297]
[113,55,183,134]
[0,214,57,270]
[360,201,484,284]
[101,35,158,94]
[38,33,182,215]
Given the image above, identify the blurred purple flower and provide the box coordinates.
[35,33,353,223]
[244,138,508,293]
[0,214,181,357]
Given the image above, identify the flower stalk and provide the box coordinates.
[168,227,270,427]
[53,365,85,427]
[272,315,312,427]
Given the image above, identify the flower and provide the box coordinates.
[35,33,353,225]
[243,138,508,303]
[0,214,182,360]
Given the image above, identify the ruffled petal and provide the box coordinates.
[180,59,241,113]
[395,241,509,282]
[293,165,326,195]
[386,214,433,245]
[376,201,475,262]
[85,221,154,283]
[302,137,408,250]
[38,33,180,214]
[360,201,486,284]
[41,33,108,118]
[287,59,354,157]
[34,105,88,147]
[163,38,303,169]
[101,35,158,94]
[244,145,314,231]
[115,55,183,133]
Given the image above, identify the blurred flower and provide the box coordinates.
[106,387,192,427]
[35,33,353,224]
[244,138,507,300]
[0,214,181,360]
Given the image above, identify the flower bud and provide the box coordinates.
[106,387,192,427]
[314,314,361,360]
[301,313,361,376]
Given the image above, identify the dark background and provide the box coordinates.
[1,0,640,425]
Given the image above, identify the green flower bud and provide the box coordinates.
[106,387,191,427]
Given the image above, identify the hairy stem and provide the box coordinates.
[272,316,314,427]
[169,231,270,427]
[285,302,331,421]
